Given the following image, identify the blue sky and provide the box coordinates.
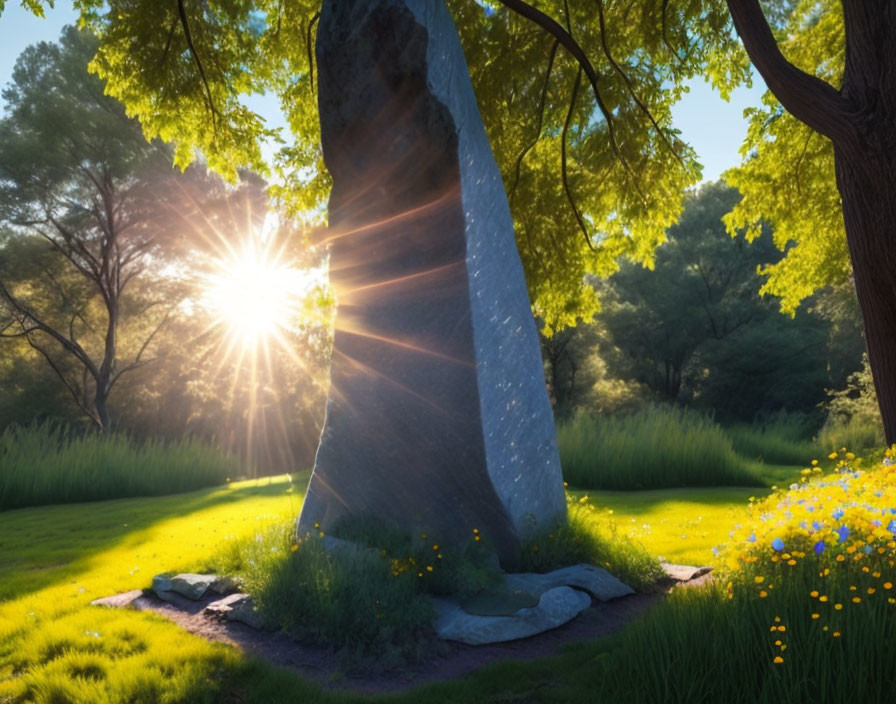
[0,4,767,184]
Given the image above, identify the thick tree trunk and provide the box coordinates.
[835,150,896,444]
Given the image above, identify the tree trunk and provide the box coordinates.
[834,149,896,444]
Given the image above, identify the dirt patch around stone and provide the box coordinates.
[116,570,710,695]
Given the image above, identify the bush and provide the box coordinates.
[0,423,238,509]
[558,406,761,490]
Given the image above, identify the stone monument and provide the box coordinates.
[297,0,566,567]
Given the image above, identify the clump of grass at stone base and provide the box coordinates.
[206,498,662,668]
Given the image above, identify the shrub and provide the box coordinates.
[558,406,761,490]
[0,423,238,509]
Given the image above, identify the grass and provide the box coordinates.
[727,422,819,466]
[0,423,240,510]
[2,448,891,703]
[558,406,763,490]
[206,499,664,668]
[818,416,886,453]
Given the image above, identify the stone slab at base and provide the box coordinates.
[432,586,591,645]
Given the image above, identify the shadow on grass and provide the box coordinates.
[0,473,308,602]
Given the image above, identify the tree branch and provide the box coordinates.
[177,0,219,122]
[596,0,683,166]
[509,38,559,203]
[561,68,595,251]
[725,0,858,145]
[306,11,320,96]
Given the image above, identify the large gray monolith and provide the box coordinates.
[297,0,566,567]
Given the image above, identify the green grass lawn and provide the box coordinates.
[575,463,803,566]
[0,463,808,703]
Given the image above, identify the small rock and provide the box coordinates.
[432,586,591,645]
[661,564,713,582]
[204,593,266,630]
[90,589,145,609]
[152,573,217,600]
[504,563,634,601]
[208,575,240,595]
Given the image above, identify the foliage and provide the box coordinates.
[42,0,754,330]
[723,0,848,314]
[519,496,663,591]
[0,423,239,509]
[818,353,885,452]
[0,27,227,430]
[557,406,761,490]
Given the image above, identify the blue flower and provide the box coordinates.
[814,540,826,555]
[888,519,896,534]
[772,538,785,551]
[812,520,823,532]
[832,508,845,520]
[747,533,757,543]
[836,525,850,543]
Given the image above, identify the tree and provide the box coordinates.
[14,2,891,438]
[0,27,214,430]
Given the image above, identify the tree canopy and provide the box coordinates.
[17,0,755,332]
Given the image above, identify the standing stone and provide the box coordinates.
[297,0,566,566]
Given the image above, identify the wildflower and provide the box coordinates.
[885,582,893,590]
[773,656,784,664]
[771,538,785,551]
[432,544,438,551]
[759,590,768,598]
[810,591,819,597]
[814,540,826,555]
[833,631,841,637]
[290,544,298,553]
[852,597,862,603]
[834,603,843,610]
[811,613,820,619]
[754,576,765,584]
[829,452,838,460]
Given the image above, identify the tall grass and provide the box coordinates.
[558,406,762,490]
[727,421,819,465]
[0,423,239,509]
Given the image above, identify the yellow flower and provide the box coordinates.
[834,604,843,611]
[819,596,829,602]
[811,460,819,466]
[868,588,876,595]
[853,597,862,603]
[833,631,841,638]
[432,545,439,550]
[759,590,768,598]
[811,613,820,619]
[426,565,433,572]
[828,452,838,460]
[810,590,819,597]
[755,576,765,584]
[884,582,893,590]
[290,544,298,552]
[773,656,784,664]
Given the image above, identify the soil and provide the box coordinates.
[126,570,713,695]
